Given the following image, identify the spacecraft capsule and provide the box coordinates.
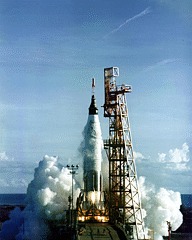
[89,95,98,115]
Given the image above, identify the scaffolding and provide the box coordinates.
[103,67,145,239]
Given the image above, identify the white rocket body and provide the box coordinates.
[82,95,104,206]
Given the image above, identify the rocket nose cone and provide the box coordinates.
[89,95,98,115]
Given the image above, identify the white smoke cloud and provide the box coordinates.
[158,143,190,171]
[0,155,80,240]
[138,176,183,240]
[0,106,106,239]
[103,7,151,39]
[0,114,186,240]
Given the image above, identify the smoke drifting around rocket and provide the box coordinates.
[0,94,107,239]
[0,88,183,239]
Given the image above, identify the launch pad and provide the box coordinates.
[77,223,127,240]
[76,67,146,240]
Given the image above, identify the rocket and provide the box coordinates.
[77,78,105,222]
[83,78,103,203]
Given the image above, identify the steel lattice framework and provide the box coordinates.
[103,67,145,239]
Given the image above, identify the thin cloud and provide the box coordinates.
[103,7,151,39]
[144,58,181,72]
[0,103,51,111]
[10,179,28,188]
[133,151,150,163]
[158,143,190,171]
[0,152,12,161]
[134,151,145,160]
[0,179,10,187]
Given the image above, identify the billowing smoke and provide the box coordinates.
[0,112,106,239]
[0,112,183,239]
[138,176,183,240]
[0,155,80,240]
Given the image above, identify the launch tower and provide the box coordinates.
[103,67,145,239]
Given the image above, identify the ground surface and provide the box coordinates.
[78,223,125,240]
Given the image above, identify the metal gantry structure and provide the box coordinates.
[103,67,145,239]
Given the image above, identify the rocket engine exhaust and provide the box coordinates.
[77,78,107,223]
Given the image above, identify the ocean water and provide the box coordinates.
[0,194,26,205]
[0,194,191,207]
[181,194,192,208]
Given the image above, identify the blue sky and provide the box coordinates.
[0,0,191,193]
